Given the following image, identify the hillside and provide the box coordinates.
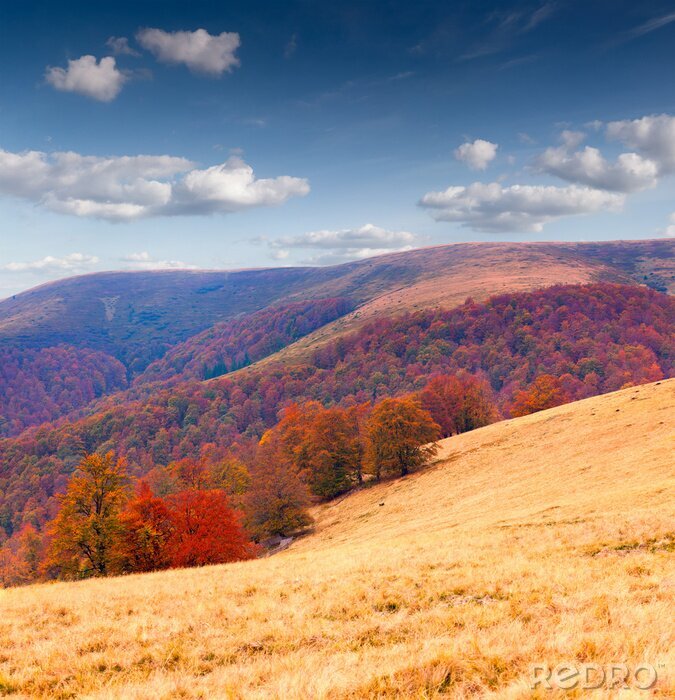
[1,282,672,535]
[1,241,672,367]
[0,240,671,435]
[1,380,672,698]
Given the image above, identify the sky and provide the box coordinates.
[1,0,675,297]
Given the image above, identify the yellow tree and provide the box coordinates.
[47,452,128,579]
[364,398,440,480]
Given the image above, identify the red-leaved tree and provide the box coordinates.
[118,481,174,573]
[166,489,257,568]
[419,373,497,438]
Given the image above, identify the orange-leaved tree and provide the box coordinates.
[270,402,364,500]
[419,373,498,438]
[510,374,570,416]
[0,523,45,587]
[243,431,312,541]
[46,452,128,579]
[364,397,440,480]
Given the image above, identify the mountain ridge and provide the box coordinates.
[2,241,672,368]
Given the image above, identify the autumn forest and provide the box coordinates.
[0,278,673,586]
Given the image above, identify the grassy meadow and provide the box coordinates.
[0,379,673,698]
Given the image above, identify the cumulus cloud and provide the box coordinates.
[454,139,498,170]
[606,114,675,173]
[3,253,99,272]
[122,252,197,270]
[0,148,309,220]
[419,182,623,233]
[45,55,127,101]
[136,28,240,75]
[174,157,309,213]
[536,144,658,193]
[268,224,418,265]
[535,115,675,193]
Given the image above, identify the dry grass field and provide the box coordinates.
[0,380,673,699]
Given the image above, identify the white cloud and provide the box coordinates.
[271,223,416,250]
[664,213,675,237]
[606,114,675,173]
[613,12,675,46]
[45,55,127,102]
[559,130,586,149]
[3,253,99,272]
[536,144,658,193]
[175,157,309,213]
[268,224,418,265]
[303,246,414,266]
[419,182,624,233]
[122,252,197,270]
[535,115,675,193]
[136,28,240,75]
[106,36,140,57]
[0,148,309,220]
[454,139,498,171]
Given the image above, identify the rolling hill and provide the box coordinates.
[1,241,672,369]
[1,282,672,536]
[1,380,672,698]
[0,239,672,436]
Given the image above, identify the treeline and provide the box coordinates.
[0,299,355,437]
[1,384,477,585]
[136,298,354,384]
[0,283,671,538]
[0,346,128,437]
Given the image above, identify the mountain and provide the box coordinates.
[1,282,672,535]
[2,380,672,697]
[0,239,672,435]
[1,241,672,368]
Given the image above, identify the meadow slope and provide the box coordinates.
[0,380,673,698]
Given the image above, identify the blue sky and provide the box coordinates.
[1,0,675,297]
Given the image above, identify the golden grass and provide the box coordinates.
[1,380,673,698]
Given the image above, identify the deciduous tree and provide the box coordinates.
[419,373,497,438]
[117,481,173,572]
[511,374,570,416]
[166,489,256,567]
[364,398,440,480]
[46,452,128,579]
[243,433,312,540]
